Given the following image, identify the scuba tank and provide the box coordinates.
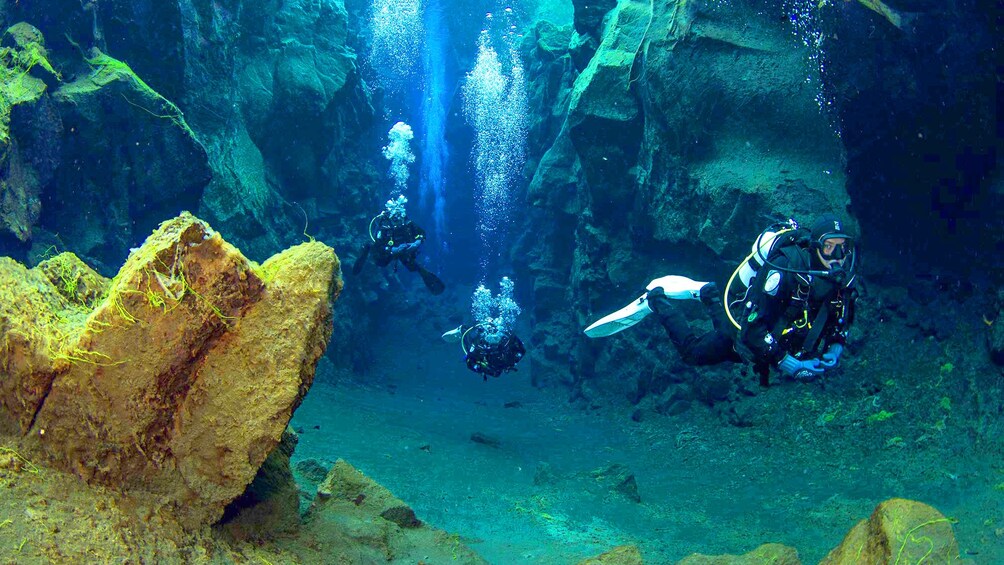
[724,220,800,330]
[736,229,789,288]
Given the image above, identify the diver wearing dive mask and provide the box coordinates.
[810,216,856,285]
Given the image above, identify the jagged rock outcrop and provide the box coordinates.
[566,0,649,194]
[46,50,211,270]
[578,544,644,564]
[0,252,103,435]
[298,459,489,563]
[0,18,211,272]
[819,498,966,564]
[0,22,61,243]
[1,1,376,274]
[0,212,341,530]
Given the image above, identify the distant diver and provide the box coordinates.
[352,195,445,295]
[585,214,858,386]
[442,277,525,380]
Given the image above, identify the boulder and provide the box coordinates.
[0,255,96,434]
[578,544,644,564]
[301,459,488,563]
[0,212,341,530]
[588,463,641,503]
[677,543,800,564]
[819,498,964,564]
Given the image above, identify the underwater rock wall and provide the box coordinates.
[0,212,341,529]
[0,21,211,273]
[816,0,1002,282]
[518,0,850,396]
[0,0,378,270]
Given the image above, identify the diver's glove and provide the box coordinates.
[778,354,825,381]
[390,240,422,254]
[645,287,673,316]
[819,343,844,369]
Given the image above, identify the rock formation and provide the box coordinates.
[296,459,490,563]
[0,19,211,271]
[677,543,800,565]
[0,22,62,243]
[0,212,341,530]
[819,498,967,564]
[578,544,645,564]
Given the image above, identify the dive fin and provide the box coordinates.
[351,244,371,275]
[441,325,463,343]
[417,265,445,295]
[584,275,708,338]
[584,294,653,338]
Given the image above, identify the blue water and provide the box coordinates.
[419,0,450,248]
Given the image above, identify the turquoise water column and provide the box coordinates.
[420,0,449,247]
[369,0,424,94]
[462,7,529,277]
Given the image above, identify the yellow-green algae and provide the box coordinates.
[0,23,60,145]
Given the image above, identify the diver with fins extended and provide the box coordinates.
[352,194,445,295]
[585,214,859,385]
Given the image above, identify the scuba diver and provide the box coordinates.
[442,277,526,380]
[584,213,858,386]
[351,195,445,295]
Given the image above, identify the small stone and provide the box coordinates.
[380,505,421,529]
[470,432,501,448]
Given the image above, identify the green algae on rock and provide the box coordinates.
[0,22,62,242]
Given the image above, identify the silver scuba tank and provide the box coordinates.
[737,230,785,288]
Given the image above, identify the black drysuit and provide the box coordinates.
[462,325,526,380]
[652,246,855,383]
[352,216,444,294]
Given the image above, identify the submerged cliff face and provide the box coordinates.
[815,0,1001,280]
[0,0,377,271]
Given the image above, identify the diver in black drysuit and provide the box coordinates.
[442,323,526,381]
[647,214,858,385]
[352,198,445,295]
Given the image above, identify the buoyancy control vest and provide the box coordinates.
[724,222,805,330]
[725,220,856,357]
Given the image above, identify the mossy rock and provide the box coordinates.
[0,22,59,144]
[37,252,110,308]
[820,498,962,564]
[577,545,644,564]
[677,543,800,564]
